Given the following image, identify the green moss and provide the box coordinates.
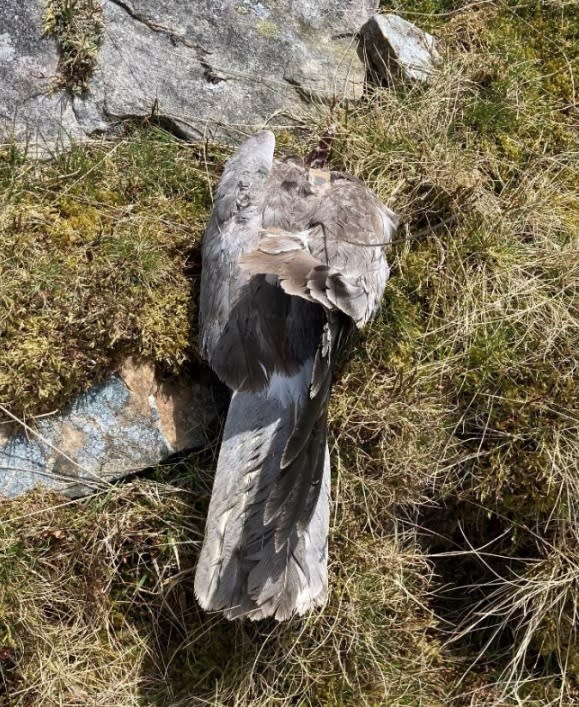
[255,19,279,38]
[0,126,213,418]
[458,3,578,166]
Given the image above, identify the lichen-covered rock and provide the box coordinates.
[359,13,440,85]
[1,0,377,150]
[0,360,221,498]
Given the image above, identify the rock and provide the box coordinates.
[0,0,378,150]
[0,2,87,155]
[359,14,440,85]
[0,359,222,498]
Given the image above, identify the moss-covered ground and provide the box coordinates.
[0,128,222,420]
[1,2,578,705]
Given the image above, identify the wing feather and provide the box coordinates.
[198,130,275,386]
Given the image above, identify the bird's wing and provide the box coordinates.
[196,134,334,620]
[240,172,399,328]
[198,130,277,390]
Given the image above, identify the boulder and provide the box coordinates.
[359,13,440,85]
[1,0,377,151]
[0,360,222,498]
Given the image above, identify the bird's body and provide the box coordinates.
[195,130,398,620]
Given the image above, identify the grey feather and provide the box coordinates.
[195,130,398,621]
[194,379,330,620]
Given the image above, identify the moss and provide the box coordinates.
[43,0,104,94]
[457,3,578,166]
[255,19,279,38]
[0,126,214,419]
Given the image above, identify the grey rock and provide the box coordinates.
[1,0,377,149]
[359,13,440,85]
[0,360,221,498]
[0,1,86,155]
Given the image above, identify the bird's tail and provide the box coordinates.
[194,363,330,621]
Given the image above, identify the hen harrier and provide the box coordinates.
[195,130,398,620]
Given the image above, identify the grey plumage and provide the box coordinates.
[195,130,398,621]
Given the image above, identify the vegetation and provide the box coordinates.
[0,129,217,419]
[1,2,578,705]
[43,0,104,93]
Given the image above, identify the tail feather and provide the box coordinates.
[194,365,330,620]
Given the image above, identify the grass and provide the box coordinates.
[1,2,578,705]
[330,2,578,701]
[43,0,104,94]
[0,465,450,706]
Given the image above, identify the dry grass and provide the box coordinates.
[1,2,578,705]
[0,474,203,705]
[0,464,450,706]
[327,2,578,702]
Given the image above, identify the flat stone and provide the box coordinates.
[0,0,378,150]
[359,13,440,85]
[0,360,221,498]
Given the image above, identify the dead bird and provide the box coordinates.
[195,129,399,620]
